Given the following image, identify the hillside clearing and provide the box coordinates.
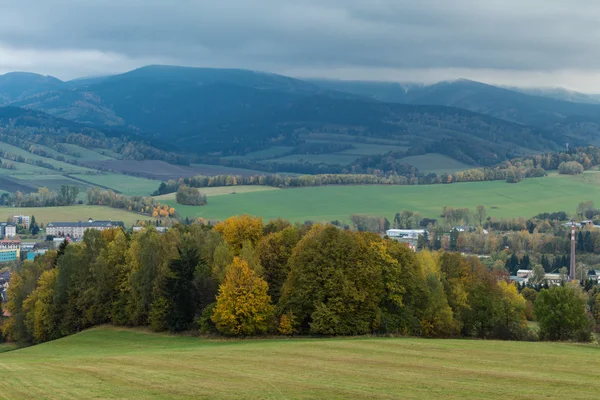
[164,173,599,222]
[0,327,597,399]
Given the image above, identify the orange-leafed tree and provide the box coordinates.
[211,257,273,336]
[214,215,264,254]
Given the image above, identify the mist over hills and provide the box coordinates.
[1,65,600,172]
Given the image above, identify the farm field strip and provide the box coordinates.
[0,141,98,174]
[0,206,144,226]
[60,144,115,161]
[70,173,163,196]
[0,327,597,399]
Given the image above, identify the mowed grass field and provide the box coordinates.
[164,173,600,222]
[0,327,598,399]
[0,206,144,226]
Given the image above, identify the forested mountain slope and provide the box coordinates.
[1,66,598,169]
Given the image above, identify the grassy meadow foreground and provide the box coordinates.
[0,327,597,399]
[165,172,600,222]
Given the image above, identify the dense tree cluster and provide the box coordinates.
[3,217,552,345]
[7,186,80,207]
[350,215,390,233]
[175,185,207,206]
[87,188,178,219]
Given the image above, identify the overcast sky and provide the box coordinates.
[2,0,600,91]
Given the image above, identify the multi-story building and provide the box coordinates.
[0,223,16,238]
[13,215,30,229]
[46,218,124,239]
[0,240,21,263]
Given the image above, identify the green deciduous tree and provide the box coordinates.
[280,225,382,335]
[534,285,593,341]
[256,227,301,304]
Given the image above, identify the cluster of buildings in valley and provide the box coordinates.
[0,215,27,241]
[45,218,125,238]
[0,217,127,265]
[512,268,600,286]
[385,229,426,250]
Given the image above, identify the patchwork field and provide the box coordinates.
[0,206,144,226]
[0,327,597,399]
[164,173,599,222]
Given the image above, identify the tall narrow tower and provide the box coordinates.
[570,220,576,281]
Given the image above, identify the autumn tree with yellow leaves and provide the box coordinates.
[214,215,264,254]
[211,257,274,336]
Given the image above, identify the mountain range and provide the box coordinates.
[1,65,600,172]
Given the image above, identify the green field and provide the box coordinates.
[61,144,115,161]
[399,153,471,174]
[71,174,162,196]
[0,161,55,175]
[0,206,144,226]
[164,173,600,222]
[0,327,597,399]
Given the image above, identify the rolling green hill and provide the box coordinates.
[0,326,597,399]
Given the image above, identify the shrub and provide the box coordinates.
[176,185,207,206]
[558,161,584,175]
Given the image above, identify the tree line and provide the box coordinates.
[2,216,594,345]
[6,186,80,208]
[86,188,178,219]
[155,147,600,197]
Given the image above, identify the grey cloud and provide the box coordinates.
[1,0,600,85]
